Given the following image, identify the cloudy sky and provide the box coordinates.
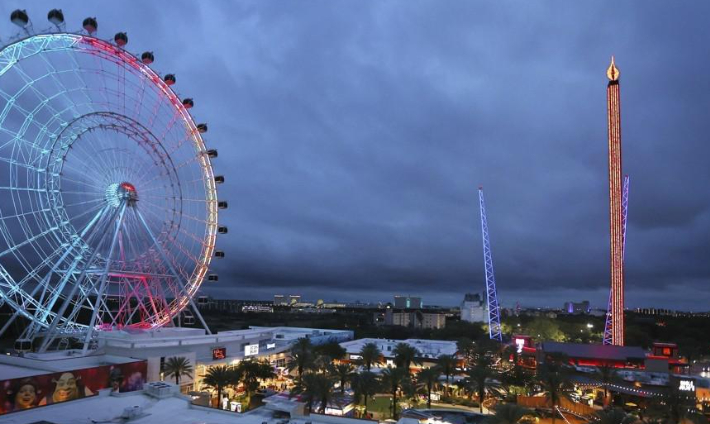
[3,2,710,310]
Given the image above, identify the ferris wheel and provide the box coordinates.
[0,9,226,353]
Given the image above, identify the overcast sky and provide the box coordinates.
[3,2,710,310]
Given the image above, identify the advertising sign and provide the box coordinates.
[212,347,227,360]
[244,344,259,356]
[0,360,147,416]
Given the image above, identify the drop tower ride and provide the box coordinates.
[606,57,625,346]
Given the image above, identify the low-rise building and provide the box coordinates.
[340,338,457,369]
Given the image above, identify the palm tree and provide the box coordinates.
[437,354,458,396]
[287,351,315,377]
[651,376,706,424]
[352,371,380,417]
[461,355,495,413]
[288,337,315,376]
[393,343,421,371]
[486,404,532,424]
[595,364,619,406]
[457,338,476,368]
[594,408,636,424]
[163,356,193,385]
[291,372,335,414]
[202,365,234,407]
[359,342,382,371]
[235,359,276,409]
[381,366,410,419]
[314,373,337,414]
[291,373,319,413]
[332,363,355,394]
[537,364,571,424]
[417,367,440,409]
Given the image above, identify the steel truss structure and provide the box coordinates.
[478,187,502,342]
[604,174,628,345]
[0,27,219,352]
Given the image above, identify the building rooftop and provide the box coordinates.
[539,342,647,361]
[340,338,457,359]
[0,390,371,424]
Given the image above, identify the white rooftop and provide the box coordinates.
[340,338,458,359]
[0,390,364,424]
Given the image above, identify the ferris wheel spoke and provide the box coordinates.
[134,207,211,333]
[37,204,123,351]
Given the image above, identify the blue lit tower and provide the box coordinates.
[478,187,503,342]
[604,174,629,345]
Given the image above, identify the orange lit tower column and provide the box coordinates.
[606,57,624,346]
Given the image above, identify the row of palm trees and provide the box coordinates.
[201,359,276,409]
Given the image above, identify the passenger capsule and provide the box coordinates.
[214,175,224,184]
[10,9,29,27]
[218,201,228,209]
[214,251,225,259]
[141,51,154,65]
[206,149,218,158]
[114,32,128,47]
[164,74,176,86]
[218,226,228,234]
[207,274,219,282]
[197,123,208,133]
[182,98,194,109]
[47,9,64,26]
[83,17,98,34]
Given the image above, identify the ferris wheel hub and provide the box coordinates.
[105,182,138,207]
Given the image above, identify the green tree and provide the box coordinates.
[594,408,636,424]
[437,354,458,396]
[381,366,410,419]
[202,365,234,406]
[393,342,421,371]
[162,356,193,385]
[359,342,382,371]
[416,367,440,409]
[486,403,532,424]
[314,342,347,361]
[526,318,565,342]
[352,371,380,417]
[235,359,276,409]
[331,363,355,394]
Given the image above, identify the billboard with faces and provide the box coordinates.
[0,360,147,416]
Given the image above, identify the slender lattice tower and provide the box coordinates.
[606,57,625,346]
[604,175,628,345]
[478,187,503,342]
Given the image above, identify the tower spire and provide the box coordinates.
[606,57,625,346]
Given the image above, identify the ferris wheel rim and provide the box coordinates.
[0,31,219,333]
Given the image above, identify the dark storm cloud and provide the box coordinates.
[3,1,710,310]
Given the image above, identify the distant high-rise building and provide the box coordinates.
[564,301,591,315]
[288,295,301,305]
[273,295,287,306]
[384,308,445,329]
[394,295,422,309]
[461,293,487,323]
